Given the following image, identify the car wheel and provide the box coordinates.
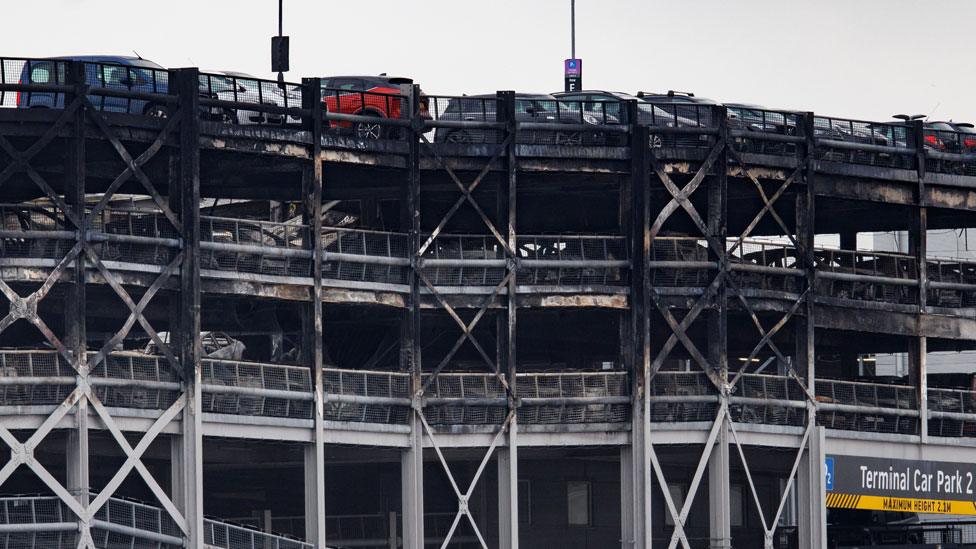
[355,114,386,140]
[145,104,169,119]
[446,130,472,144]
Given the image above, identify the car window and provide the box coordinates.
[29,64,53,84]
[329,78,366,91]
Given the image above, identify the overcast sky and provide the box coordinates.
[9,0,976,122]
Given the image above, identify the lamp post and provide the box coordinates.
[271,0,289,86]
[564,0,581,92]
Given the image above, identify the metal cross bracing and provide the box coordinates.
[0,63,204,549]
[636,108,825,549]
[401,90,520,549]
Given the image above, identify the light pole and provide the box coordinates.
[271,0,289,86]
[571,0,576,59]
[564,0,581,92]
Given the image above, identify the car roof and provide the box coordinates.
[204,70,258,78]
[320,75,413,84]
[554,90,636,100]
[48,55,165,69]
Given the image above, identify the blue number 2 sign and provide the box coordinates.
[824,457,834,491]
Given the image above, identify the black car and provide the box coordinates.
[433,93,620,145]
[556,90,713,148]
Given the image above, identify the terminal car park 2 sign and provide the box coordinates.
[826,455,976,515]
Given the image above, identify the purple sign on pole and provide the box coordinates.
[564,59,582,77]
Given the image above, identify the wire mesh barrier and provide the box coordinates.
[924,125,976,177]
[201,359,313,420]
[0,351,179,410]
[201,216,311,278]
[926,257,976,308]
[815,378,919,435]
[726,107,803,157]
[641,103,718,150]
[515,371,630,424]
[321,227,410,286]
[419,234,506,287]
[726,239,804,294]
[79,61,171,116]
[516,234,629,287]
[321,87,410,141]
[647,371,719,422]
[0,204,75,260]
[813,116,916,170]
[422,373,508,425]
[0,58,68,108]
[89,208,181,267]
[729,373,806,426]
[323,367,411,425]
[204,518,312,549]
[928,386,976,438]
[427,94,503,145]
[649,237,714,287]
[197,72,303,127]
[829,521,976,546]
[513,97,627,146]
[814,248,918,305]
[0,494,183,549]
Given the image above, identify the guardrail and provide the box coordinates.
[322,227,411,286]
[324,367,411,425]
[727,106,804,157]
[924,126,976,177]
[815,378,918,435]
[928,386,976,438]
[729,373,807,426]
[201,215,311,278]
[198,71,303,127]
[814,247,918,305]
[813,115,916,170]
[204,517,312,549]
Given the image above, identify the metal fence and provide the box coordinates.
[727,107,803,157]
[0,58,68,109]
[813,116,915,170]
[514,97,628,147]
[928,386,976,438]
[0,204,75,260]
[321,87,409,141]
[516,234,629,287]
[727,239,804,294]
[204,518,312,549]
[815,378,918,435]
[322,227,411,286]
[926,256,976,308]
[324,367,411,425]
[923,126,976,177]
[201,216,311,278]
[197,72,303,127]
[647,371,719,423]
[516,371,630,424]
[814,248,918,305]
[729,373,806,426]
[201,359,313,420]
[427,95,503,145]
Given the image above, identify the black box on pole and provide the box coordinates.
[272,36,290,73]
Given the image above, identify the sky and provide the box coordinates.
[8,0,976,123]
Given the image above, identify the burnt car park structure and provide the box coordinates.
[4,57,976,549]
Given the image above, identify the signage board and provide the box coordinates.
[564,58,582,92]
[826,454,976,515]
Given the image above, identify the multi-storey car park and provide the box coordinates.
[3,57,976,549]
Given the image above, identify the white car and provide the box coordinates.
[201,70,303,126]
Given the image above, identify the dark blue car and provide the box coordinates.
[16,55,171,117]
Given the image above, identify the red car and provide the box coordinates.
[320,75,428,139]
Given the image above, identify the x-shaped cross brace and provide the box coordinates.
[417,133,517,260]
[417,408,515,549]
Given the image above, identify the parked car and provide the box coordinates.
[555,90,712,147]
[143,331,246,360]
[433,93,619,145]
[16,55,171,116]
[319,75,428,140]
[200,70,302,125]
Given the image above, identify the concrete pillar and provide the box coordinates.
[498,440,519,549]
[66,427,88,503]
[401,424,424,549]
[624,402,649,548]
[620,447,635,548]
[797,427,826,549]
[304,443,325,544]
[708,417,731,549]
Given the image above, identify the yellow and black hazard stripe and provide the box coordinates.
[825,492,861,509]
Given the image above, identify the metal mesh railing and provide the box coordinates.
[815,248,918,305]
[516,234,629,286]
[321,227,410,286]
[729,373,806,426]
[204,518,312,549]
[197,72,303,126]
[928,387,976,438]
[321,87,409,141]
[89,208,181,267]
[926,257,976,308]
[515,97,627,146]
[727,239,803,294]
[649,237,713,287]
[428,95,502,145]
[201,216,311,278]
[324,367,411,425]
[816,378,918,435]
[516,371,630,424]
[0,204,74,260]
[924,127,976,177]
[813,116,915,170]
[727,107,802,157]
[201,359,313,420]
[422,372,508,425]
[0,350,179,410]
[419,234,506,287]
[1,58,68,108]
[647,371,718,422]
